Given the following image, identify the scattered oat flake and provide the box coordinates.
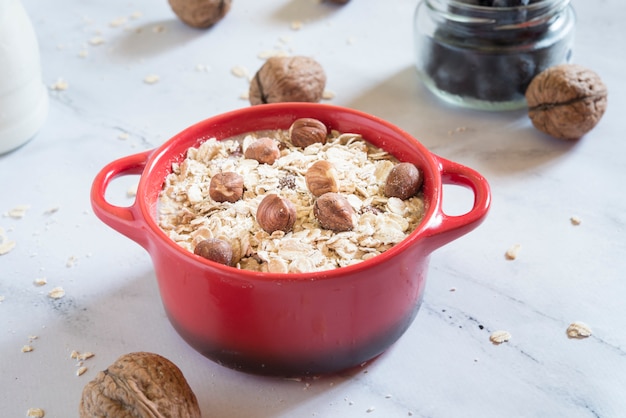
[89,36,105,45]
[66,255,78,267]
[570,216,582,226]
[50,78,69,91]
[505,244,521,260]
[567,321,592,339]
[490,330,511,344]
[118,132,129,140]
[257,49,288,59]
[70,350,79,359]
[0,227,16,255]
[130,11,142,19]
[78,49,88,58]
[77,366,88,376]
[109,17,127,27]
[48,287,65,299]
[6,204,30,218]
[127,183,139,197]
[231,66,249,78]
[77,351,95,361]
[34,277,47,286]
[143,72,161,84]
[0,295,5,302]
[144,74,160,84]
[27,408,45,418]
[322,89,335,100]
[152,25,166,33]
[291,20,303,30]
[22,345,34,353]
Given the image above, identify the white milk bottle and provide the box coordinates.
[0,0,48,154]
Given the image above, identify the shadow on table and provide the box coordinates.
[39,264,373,417]
[344,65,580,177]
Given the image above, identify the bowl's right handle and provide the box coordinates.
[422,156,491,251]
[90,150,153,249]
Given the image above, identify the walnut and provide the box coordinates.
[305,160,338,197]
[194,238,233,266]
[244,137,281,165]
[209,172,244,203]
[79,352,200,418]
[249,56,327,105]
[384,162,423,200]
[289,118,328,148]
[168,0,231,29]
[256,194,297,234]
[525,64,608,140]
[313,192,355,232]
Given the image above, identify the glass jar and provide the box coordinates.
[413,0,575,111]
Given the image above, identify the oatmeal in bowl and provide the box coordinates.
[158,118,426,273]
[91,103,490,376]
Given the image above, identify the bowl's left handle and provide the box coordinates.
[90,150,153,249]
[422,156,491,251]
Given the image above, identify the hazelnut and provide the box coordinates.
[249,56,327,105]
[289,118,328,148]
[305,160,338,197]
[384,162,423,200]
[194,238,233,266]
[79,352,200,418]
[168,0,231,29]
[526,64,608,140]
[313,192,355,232]
[209,172,244,203]
[244,137,281,165]
[256,194,297,234]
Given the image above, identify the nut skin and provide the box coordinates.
[526,64,608,140]
[249,56,327,105]
[79,352,200,418]
[168,0,231,29]
[289,118,328,148]
[305,160,338,197]
[244,137,281,165]
[194,238,233,266]
[256,194,297,234]
[313,192,355,232]
[209,172,244,203]
[384,162,423,200]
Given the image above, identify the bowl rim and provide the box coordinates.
[133,102,444,281]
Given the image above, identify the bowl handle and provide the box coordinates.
[90,150,153,249]
[423,156,491,251]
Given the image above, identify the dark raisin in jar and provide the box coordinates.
[414,0,575,110]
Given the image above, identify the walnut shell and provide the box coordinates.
[168,0,231,29]
[526,64,608,140]
[249,56,327,105]
[79,352,200,418]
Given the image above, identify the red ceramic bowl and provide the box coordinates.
[91,103,490,376]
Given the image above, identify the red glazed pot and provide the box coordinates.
[91,103,490,376]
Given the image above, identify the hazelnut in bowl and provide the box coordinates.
[91,103,490,376]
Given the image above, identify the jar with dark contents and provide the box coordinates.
[414,0,575,110]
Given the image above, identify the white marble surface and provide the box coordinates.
[2,0,626,416]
